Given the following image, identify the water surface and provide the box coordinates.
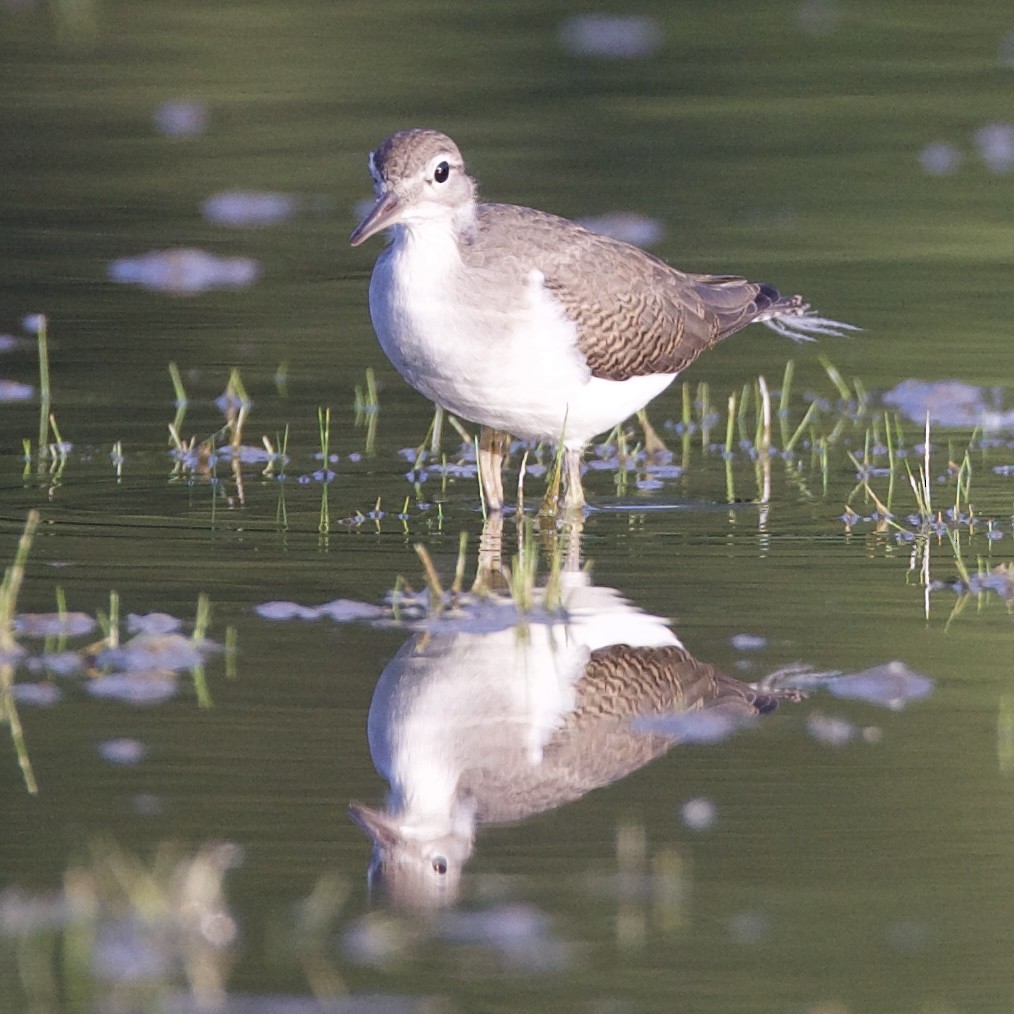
[2,1,1014,1009]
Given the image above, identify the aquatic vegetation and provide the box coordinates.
[5,315,1011,624]
[0,837,242,1010]
[16,315,71,473]
[1,512,232,787]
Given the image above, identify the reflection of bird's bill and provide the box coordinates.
[349,800,473,909]
[348,800,398,848]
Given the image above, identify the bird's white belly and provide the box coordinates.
[369,236,675,445]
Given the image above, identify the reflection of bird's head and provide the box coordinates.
[349,801,475,909]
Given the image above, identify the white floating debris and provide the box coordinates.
[0,380,34,402]
[202,190,299,228]
[254,598,386,623]
[918,141,962,176]
[973,121,1014,174]
[886,919,931,955]
[727,910,768,944]
[132,793,164,816]
[440,904,572,972]
[153,99,208,137]
[634,710,754,744]
[20,314,46,335]
[317,599,388,623]
[98,738,147,766]
[827,660,933,710]
[127,612,182,635]
[680,796,717,831]
[109,248,262,296]
[559,14,663,59]
[10,682,62,707]
[39,650,83,676]
[882,379,1014,432]
[255,600,324,621]
[87,673,179,705]
[96,633,205,673]
[731,633,767,652]
[576,211,664,248]
[806,711,856,746]
[1001,31,1014,69]
[15,611,96,638]
[796,0,839,37]
[353,198,376,230]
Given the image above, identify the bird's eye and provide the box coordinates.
[433,161,450,184]
[431,856,448,875]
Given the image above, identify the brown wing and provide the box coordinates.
[475,203,784,382]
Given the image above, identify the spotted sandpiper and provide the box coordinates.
[350,128,857,510]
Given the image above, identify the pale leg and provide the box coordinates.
[478,426,510,511]
[562,446,586,510]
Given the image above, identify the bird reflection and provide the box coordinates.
[350,516,791,908]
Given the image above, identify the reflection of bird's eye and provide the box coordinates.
[434,161,450,184]
[432,856,448,875]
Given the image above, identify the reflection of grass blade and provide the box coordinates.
[883,411,896,510]
[451,531,469,596]
[510,520,540,612]
[946,528,971,586]
[784,400,819,453]
[1,510,42,796]
[756,375,771,453]
[0,510,40,651]
[904,415,934,521]
[724,391,736,458]
[819,355,851,401]
[414,544,445,614]
[168,361,188,440]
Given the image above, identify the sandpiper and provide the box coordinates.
[350,128,857,510]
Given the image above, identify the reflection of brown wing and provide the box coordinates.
[463,644,785,825]
[575,644,781,719]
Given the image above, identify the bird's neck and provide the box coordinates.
[392,200,478,254]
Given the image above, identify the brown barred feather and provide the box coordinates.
[468,204,801,382]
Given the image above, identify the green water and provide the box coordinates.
[2,0,1014,1010]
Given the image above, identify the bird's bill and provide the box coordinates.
[349,190,401,247]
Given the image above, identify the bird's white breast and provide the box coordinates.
[368,221,674,445]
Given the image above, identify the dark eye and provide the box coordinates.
[433,161,450,184]
[431,856,448,875]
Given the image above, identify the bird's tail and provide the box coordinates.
[756,292,861,342]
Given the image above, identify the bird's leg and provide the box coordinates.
[478,426,510,512]
[561,446,586,511]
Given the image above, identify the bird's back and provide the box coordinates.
[469,202,788,382]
